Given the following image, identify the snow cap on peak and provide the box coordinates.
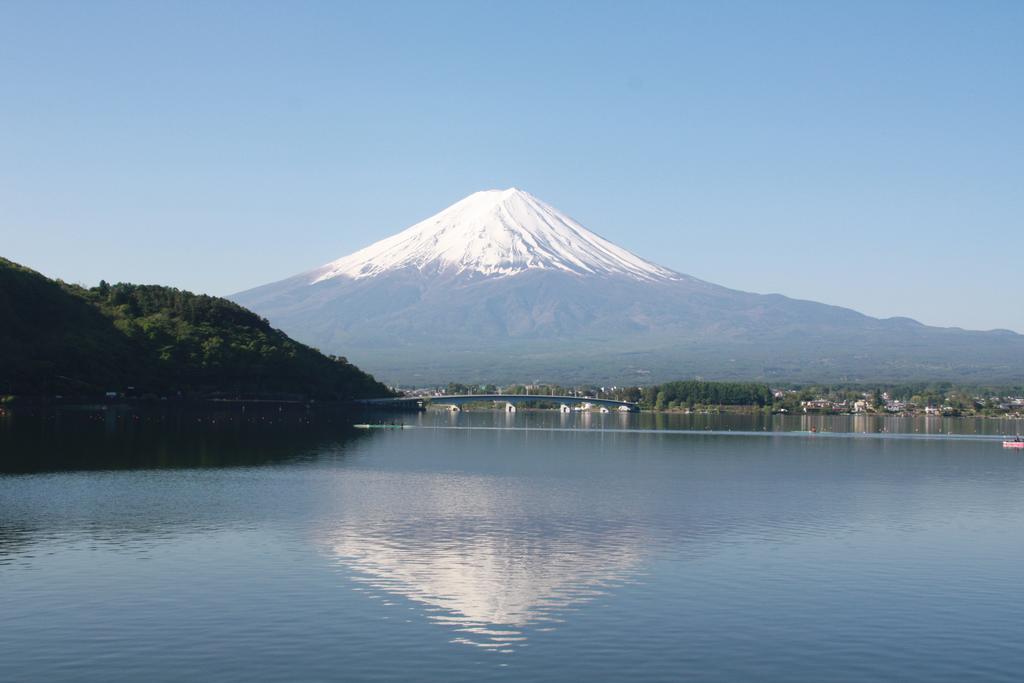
[310,188,681,283]
[466,187,529,202]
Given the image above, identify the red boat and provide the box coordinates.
[1004,437,1024,449]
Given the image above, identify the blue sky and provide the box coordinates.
[2,1,1022,332]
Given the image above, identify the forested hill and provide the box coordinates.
[0,257,394,400]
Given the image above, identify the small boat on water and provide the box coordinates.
[354,423,410,430]
[1003,437,1024,449]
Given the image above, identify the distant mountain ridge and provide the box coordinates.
[0,257,392,399]
[232,189,1024,385]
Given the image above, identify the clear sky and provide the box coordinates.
[2,1,1021,332]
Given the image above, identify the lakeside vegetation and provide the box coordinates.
[441,380,769,406]
[770,382,1024,417]
[0,257,393,401]
[427,380,1024,417]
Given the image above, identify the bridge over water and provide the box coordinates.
[427,394,638,413]
[356,394,639,413]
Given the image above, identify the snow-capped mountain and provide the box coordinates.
[232,189,1024,385]
[308,188,680,283]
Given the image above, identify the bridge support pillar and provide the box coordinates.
[506,402,516,413]
[560,404,572,413]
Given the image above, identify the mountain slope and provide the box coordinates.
[0,257,393,399]
[232,190,1024,385]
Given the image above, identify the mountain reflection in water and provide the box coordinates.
[5,409,1024,681]
[326,496,642,649]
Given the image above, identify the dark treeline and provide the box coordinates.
[0,257,393,401]
[642,380,773,408]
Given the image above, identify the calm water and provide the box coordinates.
[2,408,1024,681]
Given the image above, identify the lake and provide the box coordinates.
[2,407,1023,681]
